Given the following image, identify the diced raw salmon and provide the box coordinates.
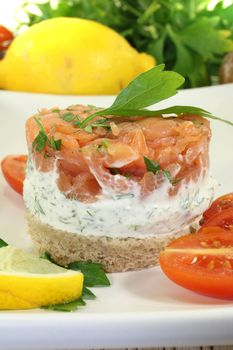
[25,105,211,202]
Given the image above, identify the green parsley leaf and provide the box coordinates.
[180,17,233,60]
[41,253,109,311]
[32,130,48,152]
[62,112,75,122]
[144,156,174,185]
[40,251,54,261]
[162,170,172,183]
[144,156,160,174]
[32,118,49,152]
[33,117,63,152]
[68,261,110,287]
[80,65,184,127]
[72,115,82,127]
[89,118,111,130]
[82,287,96,300]
[34,117,46,132]
[42,298,86,312]
[84,125,93,133]
[110,168,120,175]
[87,104,98,110]
[0,238,8,248]
[100,139,109,148]
[79,65,232,128]
[48,136,62,151]
[106,64,184,111]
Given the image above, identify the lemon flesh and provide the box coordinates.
[0,17,155,94]
[0,246,83,310]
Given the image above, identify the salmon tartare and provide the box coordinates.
[24,104,216,272]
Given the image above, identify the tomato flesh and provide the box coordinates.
[0,25,13,51]
[203,193,233,223]
[202,208,233,231]
[159,227,233,299]
[1,155,27,195]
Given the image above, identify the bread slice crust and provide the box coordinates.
[26,210,191,272]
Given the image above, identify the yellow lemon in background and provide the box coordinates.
[0,17,155,94]
[0,246,83,310]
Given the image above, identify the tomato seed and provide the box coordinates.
[200,241,209,247]
[207,260,215,270]
[223,260,232,269]
[213,240,221,248]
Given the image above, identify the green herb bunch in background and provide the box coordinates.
[18,0,233,88]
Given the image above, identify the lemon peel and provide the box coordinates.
[0,17,155,94]
[0,246,83,310]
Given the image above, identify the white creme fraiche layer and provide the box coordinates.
[23,156,217,238]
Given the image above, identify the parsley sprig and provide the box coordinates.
[41,254,110,312]
[61,111,110,134]
[78,65,233,128]
[32,117,62,152]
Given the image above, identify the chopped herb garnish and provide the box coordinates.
[81,118,111,133]
[144,157,160,174]
[52,109,60,113]
[144,156,175,185]
[72,115,82,127]
[84,125,93,133]
[86,210,94,217]
[110,168,120,175]
[48,136,62,151]
[32,117,62,153]
[87,104,98,110]
[191,119,204,126]
[60,109,111,132]
[171,178,182,186]
[109,168,131,178]
[62,112,75,122]
[162,169,173,183]
[114,193,135,199]
[90,118,111,129]
[129,224,140,231]
[100,139,109,148]
[32,130,48,152]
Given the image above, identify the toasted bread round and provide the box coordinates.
[26,210,195,272]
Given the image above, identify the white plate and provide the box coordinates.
[0,85,233,350]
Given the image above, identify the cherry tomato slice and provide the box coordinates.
[1,155,27,195]
[0,25,13,51]
[159,227,233,299]
[202,208,233,231]
[202,193,233,224]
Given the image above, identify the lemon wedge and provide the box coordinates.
[0,246,83,310]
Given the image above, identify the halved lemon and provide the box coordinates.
[0,246,83,310]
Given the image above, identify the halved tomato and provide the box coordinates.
[159,227,233,299]
[202,193,233,223]
[1,155,27,195]
[0,25,13,51]
[202,208,233,231]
